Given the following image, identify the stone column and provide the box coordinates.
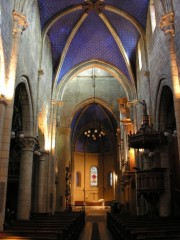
[160,12,180,167]
[0,11,28,230]
[98,152,104,200]
[17,136,36,220]
[56,127,71,211]
[0,97,7,153]
[159,11,179,216]
[37,150,48,213]
[7,11,28,99]
[49,100,64,213]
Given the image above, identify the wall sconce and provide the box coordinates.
[11,128,24,139]
[172,130,177,137]
[164,129,177,140]
[34,137,41,156]
[148,151,154,157]
[164,131,169,137]
[0,94,5,99]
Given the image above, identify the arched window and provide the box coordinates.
[138,41,142,71]
[150,1,156,33]
[108,171,113,187]
[76,171,81,187]
[90,166,98,186]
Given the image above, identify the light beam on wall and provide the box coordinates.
[39,104,52,151]
[0,34,6,96]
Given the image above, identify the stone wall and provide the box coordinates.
[62,74,126,127]
[1,0,13,78]
[144,1,173,128]
[15,1,52,135]
[173,0,180,70]
[73,152,115,203]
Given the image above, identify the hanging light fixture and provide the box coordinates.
[34,136,41,156]
[84,68,106,141]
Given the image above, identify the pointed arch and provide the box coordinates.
[53,60,136,101]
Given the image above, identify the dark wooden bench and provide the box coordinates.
[2,211,85,240]
[107,212,180,240]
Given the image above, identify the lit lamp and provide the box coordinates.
[84,127,105,141]
[83,68,106,141]
[172,130,177,137]
[164,129,177,137]
[11,128,24,139]
[164,131,169,137]
[34,137,41,156]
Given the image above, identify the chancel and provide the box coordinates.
[0,0,180,239]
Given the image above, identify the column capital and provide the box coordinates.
[12,10,28,35]
[0,94,7,106]
[159,11,175,37]
[39,150,49,161]
[21,136,37,152]
[117,98,130,118]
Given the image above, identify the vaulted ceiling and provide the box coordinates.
[38,0,149,85]
[37,0,149,152]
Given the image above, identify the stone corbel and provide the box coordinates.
[117,98,130,118]
[12,10,28,34]
[0,94,7,106]
[159,11,175,37]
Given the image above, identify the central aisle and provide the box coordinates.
[78,207,113,240]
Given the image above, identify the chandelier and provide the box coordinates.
[84,127,105,141]
[84,68,106,141]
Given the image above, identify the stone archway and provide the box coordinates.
[158,85,180,215]
[5,80,33,221]
[70,100,118,207]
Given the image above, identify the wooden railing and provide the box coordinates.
[136,168,165,195]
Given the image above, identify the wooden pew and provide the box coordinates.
[107,212,180,240]
[1,211,85,240]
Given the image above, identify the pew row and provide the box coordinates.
[0,211,85,240]
[107,212,180,240]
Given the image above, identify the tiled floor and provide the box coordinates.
[78,207,113,240]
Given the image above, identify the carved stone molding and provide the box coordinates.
[159,11,175,37]
[21,136,37,152]
[0,94,7,106]
[84,0,104,13]
[12,10,28,35]
[39,150,49,161]
[117,98,130,118]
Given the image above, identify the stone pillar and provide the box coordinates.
[0,11,28,230]
[160,12,180,167]
[56,127,71,211]
[98,153,104,200]
[159,11,178,216]
[0,98,7,228]
[0,97,7,153]
[49,100,64,213]
[7,11,28,99]
[37,151,47,213]
[17,136,36,220]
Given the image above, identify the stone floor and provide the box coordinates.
[77,206,113,240]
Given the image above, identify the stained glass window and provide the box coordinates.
[90,166,98,186]
[108,172,113,187]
